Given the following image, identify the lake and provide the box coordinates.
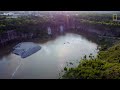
[0,33,99,79]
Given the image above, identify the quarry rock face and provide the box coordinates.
[12,42,41,58]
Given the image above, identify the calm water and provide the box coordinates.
[0,33,99,79]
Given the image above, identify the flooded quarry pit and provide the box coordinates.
[0,33,99,79]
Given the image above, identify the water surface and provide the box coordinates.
[0,33,99,79]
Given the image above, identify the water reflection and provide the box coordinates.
[0,33,99,79]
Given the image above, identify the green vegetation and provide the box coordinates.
[75,13,120,27]
[80,19,120,27]
[0,15,50,35]
[62,41,120,79]
[98,41,120,63]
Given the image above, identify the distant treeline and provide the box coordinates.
[1,14,120,46]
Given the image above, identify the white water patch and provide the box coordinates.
[11,59,22,79]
